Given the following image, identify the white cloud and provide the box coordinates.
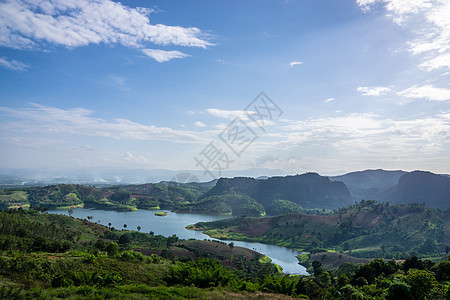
[289,61,303,67]
[397,84,450,101]
[357,86,391,96]
[420,52,450,71]
[358,0,433,23]
[0,56,29,71]
[357,0,450,70]
[0,103,206,143]
[194,121,206,127]
[277,112,450,157]
[0,0,212,50]
[141,49,189,63]
[104,74,130,91]
[324,97,335,103]
[121,151,150,165]
[206,108,254,120]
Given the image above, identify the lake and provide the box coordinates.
[49,208,308,275]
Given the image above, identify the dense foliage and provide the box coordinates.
[197,173,353,213]
[0,208,449,299]
[193,201,449,259]
[190,192,266,216]
[0,181,211,211]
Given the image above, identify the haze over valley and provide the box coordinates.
[0,0,449,299]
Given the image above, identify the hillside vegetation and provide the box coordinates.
[331,170,450,209]
[185,173,352,216]
[1,208,449,299]
[1,170,448,216]
[189,201,450,259]
[0,182,211,211]
[381,171,450,208]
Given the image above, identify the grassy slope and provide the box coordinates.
[189,202,449,257]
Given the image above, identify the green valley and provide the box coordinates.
[189,200,449,260]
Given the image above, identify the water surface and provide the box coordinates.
[50,208,307,275]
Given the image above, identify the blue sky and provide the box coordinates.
[0,0,449,177]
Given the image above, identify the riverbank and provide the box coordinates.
[51,204,85,210]
[47,207,308,275]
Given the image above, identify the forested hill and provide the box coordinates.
[195,173,352,213]
[1,170,448,214]
[330,169,407,190]
[329,169,406,202]
[189,201,449,259]
[0,182,210,211]
[330,170,450,208]
[381,171,450,208]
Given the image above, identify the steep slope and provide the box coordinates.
[381,171,450,208]
[197,173,352,214]
[330,169,407,202]
[330,169,407,190]
[190,201,449,258]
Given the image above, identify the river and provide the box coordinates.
[49,208,308,275]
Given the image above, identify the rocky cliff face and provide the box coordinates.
[202,173,352,210]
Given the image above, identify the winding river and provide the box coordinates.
[49,208,308,275]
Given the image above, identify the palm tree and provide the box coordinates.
[137,226,141,232]
[108,222,112,228]
[123,224,127,229]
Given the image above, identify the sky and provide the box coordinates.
[0,0,449,178]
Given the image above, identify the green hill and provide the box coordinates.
[330,169,407,202]
[0,181,211,211]
[189,201,449,259]
[1,206,449,299]
[381,171,450,208]
[188,173,352,216]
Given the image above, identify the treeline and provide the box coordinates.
[0,182,210,211]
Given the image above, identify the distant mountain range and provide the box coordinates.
[381,171,450,208]
[0,168,448,210]
[330,169,450,208]
[192,173,353,214]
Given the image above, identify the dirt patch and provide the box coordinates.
[234,218,271,236]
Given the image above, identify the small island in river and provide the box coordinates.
[155,211,168,216]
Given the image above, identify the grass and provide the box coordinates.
[155,211,168,216]
[1,285,298,299]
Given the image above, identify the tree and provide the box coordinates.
[106,242,118,257]
[229,242,234,251]
[406,269,437,300]
[386,282,412,300]
[108,222,112,228]
[123,224,127,229]
[137,226,141,232]
[312,260,323,276]
[68,208,73,217]
[445,245,450,255]
[118,234,130,245]
[431,260,450,282]
[166,234,178,248]
[87,216,93,222]
[95,239,106,250]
